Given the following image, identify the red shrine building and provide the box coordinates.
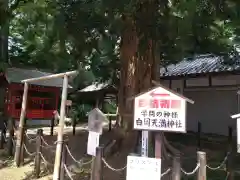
[0,67,70,125]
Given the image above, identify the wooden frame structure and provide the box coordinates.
[14,70,78,180]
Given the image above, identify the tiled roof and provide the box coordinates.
[160,54,240,77]
[5,67,68,88]
[78,83,109,92]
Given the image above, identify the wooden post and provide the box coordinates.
[91,146,103,180]
[155,133,162,158]
[60,141,68,180]
[15,82,28,167]
[7,117,15,156]
[172,154,181,180]
[53,75,68,180]
[50,117,54,136]
[108,116,111,132]
[72,118,76,136]
[197,121,202,150]
[197,151,206,180]
[34,129,43,178]
[226,126,234,180]
[20,118,27,165]
[0,118,7,149]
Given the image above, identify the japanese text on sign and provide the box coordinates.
[134,87,186,132]
[126,156,161,180]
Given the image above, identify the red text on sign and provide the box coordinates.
[138,99,181,109]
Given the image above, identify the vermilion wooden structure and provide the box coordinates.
[0,70,61,119]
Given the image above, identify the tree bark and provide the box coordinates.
[115,0,158,153]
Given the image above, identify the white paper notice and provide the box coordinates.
[87,131,100,156]
[126,156,161,180]
[237,118,240,153]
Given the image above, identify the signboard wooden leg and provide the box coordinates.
[141,131,149,157]
[155,133,162,159]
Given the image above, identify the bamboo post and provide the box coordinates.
[15,82,28,167]
[197,121,202,150]
[50,117,54,136]
[91,146,103,180]
[7,117,15,156]
[172,154,181,180]
[34,129,43,178]
[197,151,206,180]
[60,141,68,180]
[226,126,234,180]
[53,75,68,180]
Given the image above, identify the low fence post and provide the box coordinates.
[7,118,15,156]
[197,151,206,180]
[226,126,234,180]
[108,116,112,132]
[172,154,181,180]
[72,118,76,136]
[91,146,103,180]
[50,117,54,136]
[0,119,7,149]
[34,129,43,178]
[60,141,68,180]
[197,122,202,150]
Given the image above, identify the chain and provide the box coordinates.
[23,144,36,156]
[161,168,171,177]
[102,158,127,171]
[181,163,200,176]
[206,153,229,170]
[64,164,74,180]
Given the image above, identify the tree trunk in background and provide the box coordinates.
[117,0,158,152]
[0,0,10,66]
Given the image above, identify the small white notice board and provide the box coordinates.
[134,86,186,132]
[237,119,240,153]
[126,156,161,180]
[87,131,100,156]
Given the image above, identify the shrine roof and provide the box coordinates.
[5,67,70,88]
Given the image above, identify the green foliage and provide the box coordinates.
[1,0,240,84]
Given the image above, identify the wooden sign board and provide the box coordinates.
[126,156,161,180]
[134,86,187,133]
[88,108,107,134]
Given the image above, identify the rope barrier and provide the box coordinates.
[25,133,37,142]
[64,164,74,180]
[181,163,200,176]
[65,145,94,166]
[39,152,54,167]
[23,144,36,156]
[41,137,55,148]
[102,158,127,171]
[161,168,171,177]
[206,153,229,171]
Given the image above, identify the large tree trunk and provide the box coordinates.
[115,0,158,153]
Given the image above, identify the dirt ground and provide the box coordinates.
[0,125,238,180]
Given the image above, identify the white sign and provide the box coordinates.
[126,156,161,180]
[88,108,106,134]
[141,131,148,156]
[134,86,186,132]
[237,119,240,153]
[87,131,100,156]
